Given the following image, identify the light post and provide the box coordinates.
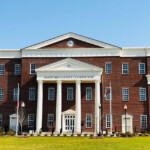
[21,102,25,108]
[124,105,127,133]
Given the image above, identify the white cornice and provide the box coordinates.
[0,49,21,58]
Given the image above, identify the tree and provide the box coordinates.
[18,108,28,135]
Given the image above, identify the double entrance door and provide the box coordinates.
[65,115,75,132]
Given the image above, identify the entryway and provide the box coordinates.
[9,114,17,131]
[65,115,75,132]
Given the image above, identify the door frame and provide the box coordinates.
[122,114,133,133]
[62,109,76,132]
[9,113,17,131]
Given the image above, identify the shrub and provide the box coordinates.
[0,127,5,136]
[77,134,81,137]
[126,132,134,137]
[7,128,15,136]
[44,134,48,136]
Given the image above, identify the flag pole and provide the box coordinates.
[16,83,19,136]
[109,82,112,135]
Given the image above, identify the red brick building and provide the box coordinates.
[0,33,150,134]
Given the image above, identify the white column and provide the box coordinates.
[55,80,62,133]
[36,80,43,133]
[95,80,101,134]
[75,80,81,133]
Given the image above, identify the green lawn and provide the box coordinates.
[0,136,150,150]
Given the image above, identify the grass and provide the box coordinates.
[0,136,149,150]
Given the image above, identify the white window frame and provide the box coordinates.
[122,88,129,101]
[106,115,112,128]
[28,114,34,128]
[105,63,112,74]
[122,63,128,74]
[139,63,145,74]
[140,88,146,101]
[14,64,21,75]
[0,89,4,101]
[86,114,92,128]
[30,64,36,74]
[13,88,18,101]
[0,65,5,75]
[105,88,110,100]
[0,114,2,126]
[47,114,54,128]
[86,87,92,100]
[67,88,73,100]
[48,88,55,101]
[29,88,35,100]
[141,115,147,129]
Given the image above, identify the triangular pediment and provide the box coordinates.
[62,109,76,115]
[36,58,103,72]
[24,32,120,49]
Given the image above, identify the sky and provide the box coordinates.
[0,0,150,49]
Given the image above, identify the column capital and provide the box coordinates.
[57,80,62,84]
[95,80,100,83]
[37,80,43,84]
[76,80,81,84]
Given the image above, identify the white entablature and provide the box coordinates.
[35,58,103,81]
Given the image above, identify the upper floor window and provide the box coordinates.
[13,88,18,101]
[48,88,55,100]
[139,63,145,74]
[0,89,4,101]
[106,115,111,128]
[67,88,73,100]
[47,114,54,127]
[28,114,34,128]
[105,63,111,74]
[29,88,35,100]
[86,115,92,128]
[0,115,2,126]
[140,88,146,101]
[122,88,129,101]
[105,88,110,100]
[141,115,147,129]
[0,65,5,75]
[122,63,128,74]
[15,64,21,75]
[30,64,36,74]
[86,87,92,100]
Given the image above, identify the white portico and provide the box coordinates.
[35,58,103,134]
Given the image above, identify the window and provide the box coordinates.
[47,114,54,127]
[67,88,73,100]
[106,115,111,128]
[0,65,5,75]
[28,114,34,128]
[140,88,146,101]
[29,88,35,100]
[48,88,55,100]
[122,88,129,101]
[105,63,111,74]
[13,88,18,101]
[122,64,128,74]
[86,87,92,100]
[0,89,4,101]
[139,63,145,74]
[30,64,36,74]
[14,64,21,75]
[0,115,2,126]
[105,88,110,100]
[141,115,147,129]
[86,115,92,128]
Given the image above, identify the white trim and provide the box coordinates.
[106,114,112,128]
[86,87,92,100]
[48,88,55,101]
[67,87,73,101]
[0,49,21,58]
[29,88,35,100]
[122,63,128,74]
[122,88,129,101]
[24,33,119,49]
[86,114,92,128]
[140,115,147,129]
[47,114,54,128]
[105,63,112,74]
[139,63,145,74]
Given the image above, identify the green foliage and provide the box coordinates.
[0,127,5,136]
[7,128,15,136]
